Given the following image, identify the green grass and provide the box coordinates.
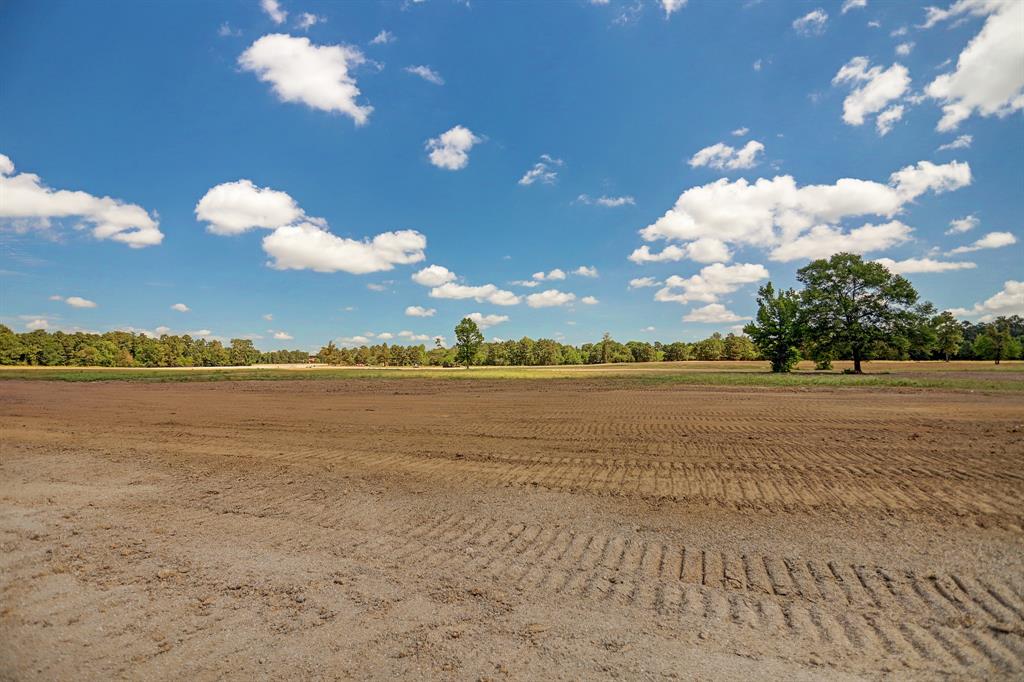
[1,365,1020,392]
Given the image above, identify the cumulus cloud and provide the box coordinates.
[171,303,190,312]
[398,330,432,342]
[405,65,444,85]
[873,257,977,273]
[426,125,481,170]
[405,305,436,317]
[947,280,1024,321]
[875,104,905,135]
[25,319,49,330]
[946,231,1017,254]
[413,266,520,305]
[731,127,749,136]
[924,0,1024,131]
[635,160,971,265]
[239,34,372,125]
[62,296,97,308]
[518,154,563,186]
[895,42,914,56]
[411,265,456,287]
[466,312,509,329]
[0,153,163,248]
[937,134,973,152]
[832,57,910,132]
[770,220,913,262]
[273,331,294,340]
[261,0,287,24]
[689,140,765,170]
[574,265,599,277]
[628,277,661,289]
[682,303,745,323]
[263,313,274,321]
[629,238,733,265]
[197,180,426,274]
[370,30,395,45]
[576,194,635,207]
[841,0,867,13]
[661,0,687,17]
[793,8,828,35]
[654,263,769,305]
[946,215,978,234]
[527,289,576,308]
[581,296,599,305]
[532,268,566,281]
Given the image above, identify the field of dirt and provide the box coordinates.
[1,378,1022,680]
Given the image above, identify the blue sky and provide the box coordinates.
[1,0,1021,350]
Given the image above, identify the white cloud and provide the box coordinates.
[629,238,733,265]
[239,34,372,125]
[937,134,973,151]
[398,330,432,342]
[405,305,436,317]
[731,127,749,136]
[635,160,971,265]
[946,215,978,234]
[405,65,444,85]
[273,331,294,340]
[661,0,687,17]
[195,179,306,235]
[654,263,769,304]
[430,282,520,306]
[171,303,190,312]
[876,104,905,135]
[576,194,635,207]
[218,22,241,37]
[0,153,163,248]
[510,279,540,288]
[793,8,828,35]
[689,140,765,170]
[832,57,910,131]
[874,257,977,273]
[642,326,656,332]
[753,59,763,71]
[770,220,913,262]
[25,319,49,330]
[947,280,1024,321]
[890,26,908,37]
[263,313,274,321]
[574,265,599,277]
[261,0,287,24]
[187,329,213,338]
[466,312,509,329]
[629,277,661,289]
[841,0,867,13]
[263,224,426,273]
[683,303,745,323]
[295,13,324,30]
[376,332,394,340]
[366,282,388,291]
[518,154,563,186]
[411,265,456,287]
[426,125,481,170]
[370,30,395,45]
[527,289,576,308]
[64,296,96,308]
[925,0,1024,131]
[946,231,1017,254]
[532,268,566,281]
[581,296,599,305]
[895,42,914,56]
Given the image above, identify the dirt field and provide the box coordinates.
[1,378,1022,680]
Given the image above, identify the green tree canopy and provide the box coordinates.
[454,317,484,368]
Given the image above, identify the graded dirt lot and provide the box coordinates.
[1,377,1022,680]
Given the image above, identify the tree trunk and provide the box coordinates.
[852,349,863,374]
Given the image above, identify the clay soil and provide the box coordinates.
[1,378,1022,680]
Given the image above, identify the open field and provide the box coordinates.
[2,375,1023,679]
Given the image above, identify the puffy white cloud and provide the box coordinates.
[263,313,274,321]
[370,30,394,45]
[295,13,323,30]
[731,127,749,136]
[426,125,481,170]
[689,140,765,170]
[628,277,661,289]
[239,34,372,125]
[946,231,1017,254]
[683,303,745,323]
[412,264,456,287]
[947,280,1024,321]
[63,296,97,308]
[171,303,190,312]
[532,268,566,281]
[25,319,49,330]
[654,263,769,304]
[937,135,973,152]
[518,154,563,186]
[0,153,163,248]
[895,42,914,56]
[273,331,294,340]
[466,312,509,329]
[366,282,388,291]
[875,104,905,135]
[376,332,394,340]
[186,329,213,338]
[946,215,978,234]
[195,179,306,235]
[580,296,599,305]
[262,224,426,273]
[873,257,977,273]
[842,0,867,13]
[793,8,828,35]
[405,65,444,85]
[510,279,540,288]
[924,0,1024,130]
[634,160,970,265]
[405,305,436,317]
[526,289,576,308]
[770,220,913,262]
[430,282,520,306]
[832,57,910,130]
[398,330,432,342]
[576,194,635,207]
[261,0,287,24]
[629,238,732,265]
[661,0,687,17]
[574,265,599,277]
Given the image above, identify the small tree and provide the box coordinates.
[932,311,964,362]
[454,317,484,368]
[744,283,802,372]
[797,253,920,374]
[974,318,1020,364]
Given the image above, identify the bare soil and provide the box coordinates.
[1,379,1022,680]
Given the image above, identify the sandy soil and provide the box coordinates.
[1,379,1022,680]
